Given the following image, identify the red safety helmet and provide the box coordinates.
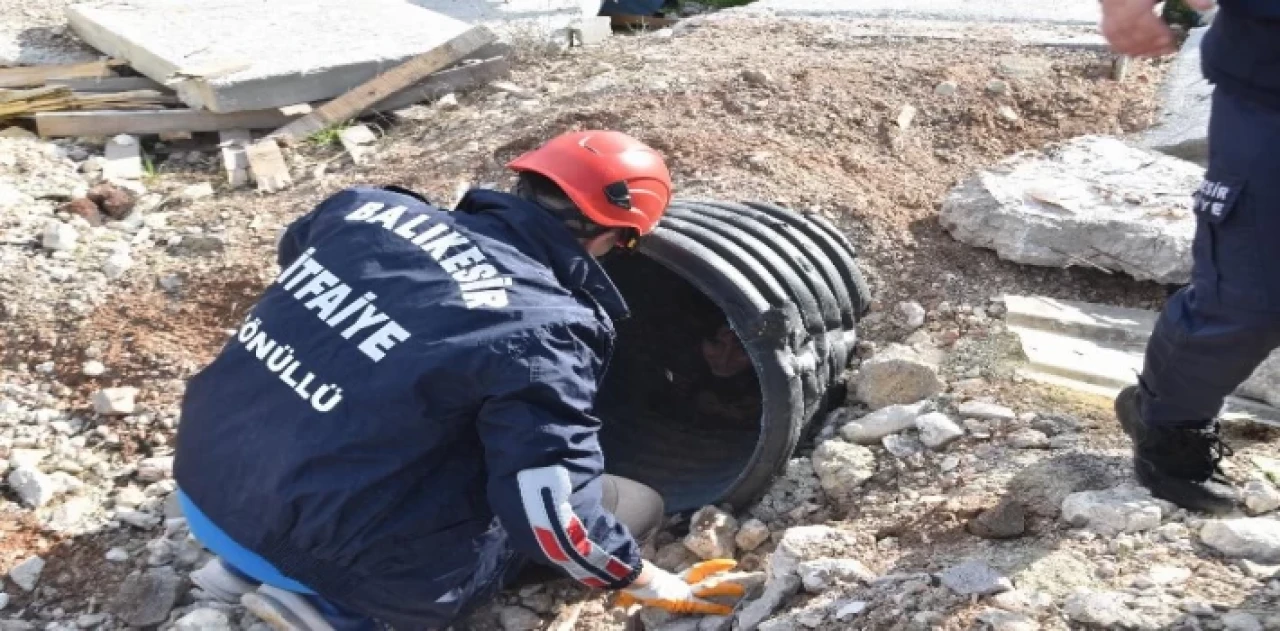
[507,131,672,235]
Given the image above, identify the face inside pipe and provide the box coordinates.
[596,252,763,513]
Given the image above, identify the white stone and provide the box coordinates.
[1148,565,1192,586]
[8,466,58,507]
[915,412,964,450]
[1063,590,1147,628]
[797,558,874,593]
[957,401,1016,421]
[939,136,1203,285]
[770,526,861,581]
[175,608,232,630]
[92,387,138,415]
[1061,484,1170,536]
[1244,480,1280,515]
[105,547,129,562]
[1201,518,1280,564]
[896,301,926,330]
[939,559,1012,596]
[735,519,771,552]
[8,556,44,592]
[44,496,96,533]
[881,434,923,459]
[840,402,927,444]
[683,505,738,560]
[136,456,173,482]
[1223,612,1264,631]
[977,609,1040,631]
[102,253,133,280]
[496,606,542,631]
[43,221,79,251]
[834,600,867,621]
[81,361,106,377]
[437,93,460,110]
[810,440,875,502]
[117,509,161,529]
[997,105,1020,122]
[180,183,215,201]
[854,344,944,409]
[0,593,8,610]
[1007,428,1050,449]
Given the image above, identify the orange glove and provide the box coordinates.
[616,560,747,616]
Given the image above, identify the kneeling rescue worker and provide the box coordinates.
[173,130,747,630]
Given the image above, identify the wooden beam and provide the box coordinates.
[374,54,512,112]
[48,76,166,93]
[0,59,125,89]
[272,26,496,143]
[35,108,299,137]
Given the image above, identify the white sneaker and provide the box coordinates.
[191,558,259,603]
[242,585,336,631]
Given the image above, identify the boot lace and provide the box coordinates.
[1151,423,1234,481]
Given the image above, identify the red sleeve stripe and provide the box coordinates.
[517,466,638,587]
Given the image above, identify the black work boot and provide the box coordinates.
[1115,386,1238,515]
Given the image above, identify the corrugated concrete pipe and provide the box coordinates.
[597,200,870,514]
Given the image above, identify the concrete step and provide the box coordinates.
[1005,295,1280,428]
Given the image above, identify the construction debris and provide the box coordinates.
[219,130,252,188]
[244,139,292,193]
[338,125,378,166]
[102,134,142,181]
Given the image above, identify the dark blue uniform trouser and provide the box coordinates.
[1140,88,1280,428]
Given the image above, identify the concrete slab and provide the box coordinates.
[730,0,1100,26]
[408,0,598,42]
[1139,27,1211,166]
[67,0,478,113]
[1004,295,1280,428]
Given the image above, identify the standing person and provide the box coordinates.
[1103,0,1278,514]
[173,130,745,630]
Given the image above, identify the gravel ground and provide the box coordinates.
[4,13,1278,631]
[0,0,97,65]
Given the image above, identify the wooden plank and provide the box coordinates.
[36,108,299,137]
[0,59,124,89]
[272,26,496,143]
[103,134,143,181]
[374,54,512,112]
[244,139,293,193]
[49,76,166,93]
[219,130,252,189]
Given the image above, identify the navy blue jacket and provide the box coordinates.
[175,187,643,626]
[1203,2,1280,110]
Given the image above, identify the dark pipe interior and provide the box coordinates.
[597,252,763,514]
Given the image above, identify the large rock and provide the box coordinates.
[796,558,874,593]
[1063,590,1149,629]
[854,344,944,409]
[839,402,926,444]
[769,526,862,580]
[915,412,965,450]
[8,466,58,507]
[940,136,1202,285]
[111,567,183,627]
[684,506,738,560]
[810,440,875,503]
[1200,518,1280,564]
[1244,480,1280,516]
[1061,484,1172,536]
[939,559,1013,596]
[749,458,822,525]
[1139,27,1210,166]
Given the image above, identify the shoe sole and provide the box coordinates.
[242,592,311,631]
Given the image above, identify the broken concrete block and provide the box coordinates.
[940,136,1202,285]
[219,130,251,188]
[338,125,378,166]
[245,139,293,193]
[1139,27,1210,166]
[570,16,613,46]
[68,0,477,112]
[103,134,142,181]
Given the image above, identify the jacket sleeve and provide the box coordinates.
[475,320,644,590]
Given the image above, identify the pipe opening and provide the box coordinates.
[597,252,762,514]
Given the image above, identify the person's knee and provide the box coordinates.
[604,475,665,543]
